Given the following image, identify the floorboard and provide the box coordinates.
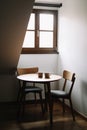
[0,101,87,130]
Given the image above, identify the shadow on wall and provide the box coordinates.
[0,0,34,102]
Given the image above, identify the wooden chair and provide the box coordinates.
[17,67,43,115]
[51,70,76,122]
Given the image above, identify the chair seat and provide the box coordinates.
[51,90,69,98]
[24,86,43,93]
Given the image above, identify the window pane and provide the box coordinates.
[39,32,53,48]
[23,31,35,48]
[27,13,35,30]
[40,14,53,30]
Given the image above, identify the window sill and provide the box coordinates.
[21,48,59,54]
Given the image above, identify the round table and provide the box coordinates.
[17,73,62,125]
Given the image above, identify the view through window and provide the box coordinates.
[22,9,58,54]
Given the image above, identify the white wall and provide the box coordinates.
[18,54,58,73]
[58,0,87,117]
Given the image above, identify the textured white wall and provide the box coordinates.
[18,54,58,73]
[58,0,87,117]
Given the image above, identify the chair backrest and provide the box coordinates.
[62,70,76,96]
[17,67,39,75]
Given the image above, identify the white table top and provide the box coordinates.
[17,73,62,83]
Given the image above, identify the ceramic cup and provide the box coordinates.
[45,73,50,79]
[38,72,43,78]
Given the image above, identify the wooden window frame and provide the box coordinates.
[21,9,58,54]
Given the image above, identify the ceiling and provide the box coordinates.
[35,0,62,4]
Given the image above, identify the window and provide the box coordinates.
[22,9,58,54]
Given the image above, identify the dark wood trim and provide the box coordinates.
[34,2,62,8]
[21,48,59,54]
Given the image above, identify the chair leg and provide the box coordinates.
[17,97,21,118]
[69,98,75,121]
[39,92,44,114]
[17,87,22,102]
[34,93,37,103]
[43,84,48,112]
[62,99,65,114]
[22,92,26,116]
[18,89,26,117]
[17,89,24,118]
[50,98,54,125]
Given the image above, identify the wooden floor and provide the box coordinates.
[0,101,87,130]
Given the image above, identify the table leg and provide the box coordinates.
[46,82,53,125]
[44,83,48,112]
